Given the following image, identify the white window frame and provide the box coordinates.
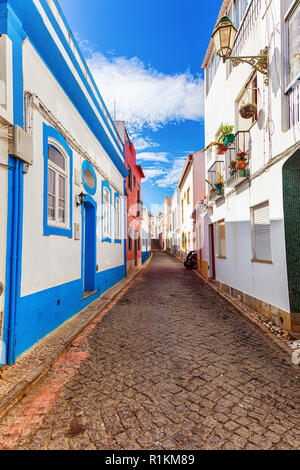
[47,138,70,230]
[250,201,272,263]
[115,197,121,240]
[216,219,226,258]
[284,0,300,92]
[103,187,110,238]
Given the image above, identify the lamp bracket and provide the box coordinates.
[229,47,269,86]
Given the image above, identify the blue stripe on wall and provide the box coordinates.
[14,265,125,359]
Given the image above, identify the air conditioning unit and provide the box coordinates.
[8,125,33,165]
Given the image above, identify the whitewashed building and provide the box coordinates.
[0,0,127,365]
[178,155,194,259]
[202,0,300,337]
[141,207,151,264]
[170,189,181,256]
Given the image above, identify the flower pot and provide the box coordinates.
[237,153,246,160]
[239,104,257,119]
[236,159,245,170]
[223,134,235,146]
[215,183,223,191]
[217,144,228,155]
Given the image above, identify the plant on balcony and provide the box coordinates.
[229,160,237,176]
[215,173,224,191]
[217,143,228,155]
[239,102,257,119]
[236,152,247,169]
[219,124,235,147]
[205,179,215,194]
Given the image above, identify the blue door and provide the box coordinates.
[83,200,96,293]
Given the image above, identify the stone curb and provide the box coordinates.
[0,253,153,421]
[165,250,294,360]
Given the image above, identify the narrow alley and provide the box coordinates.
[0,252,299,451]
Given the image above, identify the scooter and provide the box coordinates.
[184,251,198,270]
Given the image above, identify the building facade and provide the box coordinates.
[178,155,194,259]
[202,0,300,337]
[141,207,151,264]
[0,0,128,365]
[115,122,145,273]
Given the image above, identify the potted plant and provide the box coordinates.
[217,143,228,155]
[239,102,257,119]
[236,152,247,170]
[219,124,235,147]
[205,179,215,194]
[229,160,237,176]
[215,173,224,192]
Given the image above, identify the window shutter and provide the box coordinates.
[252,203,272,260]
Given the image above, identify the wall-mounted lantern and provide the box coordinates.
[76,192,86,207]
[212,15,269,86]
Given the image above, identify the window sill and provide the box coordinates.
[102,237,112,243]
[115,239,122,244]
[251,258,272,264]
[44,224,72,238]
[217,256,226,259]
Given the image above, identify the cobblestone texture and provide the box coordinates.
[0,252,299,450]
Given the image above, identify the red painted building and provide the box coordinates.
[114,122,145,272]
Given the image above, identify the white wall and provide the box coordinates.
[20,39,125,296]
[203,1,297,312]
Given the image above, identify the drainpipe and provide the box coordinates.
[7,159,20,365]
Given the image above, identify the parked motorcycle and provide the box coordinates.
[184,251,198,270]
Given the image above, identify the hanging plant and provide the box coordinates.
[239,102,257,119]
[229,160,237,169]
[217,143,228,155]
[237,152,247,160]
[218,124,235,147]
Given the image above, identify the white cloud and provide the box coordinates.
[143,168,166,180]
[131,135,159,151]
[156,157,187,188]
[86,52,204,131]
[136,152,169,163]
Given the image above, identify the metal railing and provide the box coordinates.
[225,130,251,187]
[288,81,300,129]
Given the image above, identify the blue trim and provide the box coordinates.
[82,160,97,196]
[83,195,97,292]
[1,1,25,365]
[42,0,125,160]
[101,180,112,243]
[142,251,151,264]
[5,0,127,177]
[13,265,125,359]
[43,124,73,238]
[123,180,127,277]
[114,192,121,243]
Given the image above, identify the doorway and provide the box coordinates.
[283,149,300,312]
[209,223,216,280]
[83,198,97,295]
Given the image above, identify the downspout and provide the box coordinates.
[7,159,19,365]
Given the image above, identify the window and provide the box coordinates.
[43,124,72,238]
[181,199,184,223]
[128,226,132,250]
[285,2,300,88]
[216,219,226,258]
[102,182,111,242]
[187,187,190,205]
[115,195,121,241]
[181,232,186,251]
[134,175,136,187]
[251,202,272,262]
[128,166,132,191]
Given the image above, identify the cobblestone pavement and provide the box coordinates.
[0,251,299,450]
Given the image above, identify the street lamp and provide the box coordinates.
[212,15,269,86]
[76,192,86,206]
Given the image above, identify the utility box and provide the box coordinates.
[8,125,33,165]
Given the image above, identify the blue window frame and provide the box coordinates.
[102,180,112,243]
[114,193,122,243]
[82,160,97,196]
[43,123,73,238]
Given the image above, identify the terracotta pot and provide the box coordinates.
[236,159,245,170]
[217,144,228,155]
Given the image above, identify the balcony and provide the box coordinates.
[225,131,250,188]
[207,160,225,205]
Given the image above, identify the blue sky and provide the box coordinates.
[59,0,221,213]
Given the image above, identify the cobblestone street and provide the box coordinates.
[0,251,299,450]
